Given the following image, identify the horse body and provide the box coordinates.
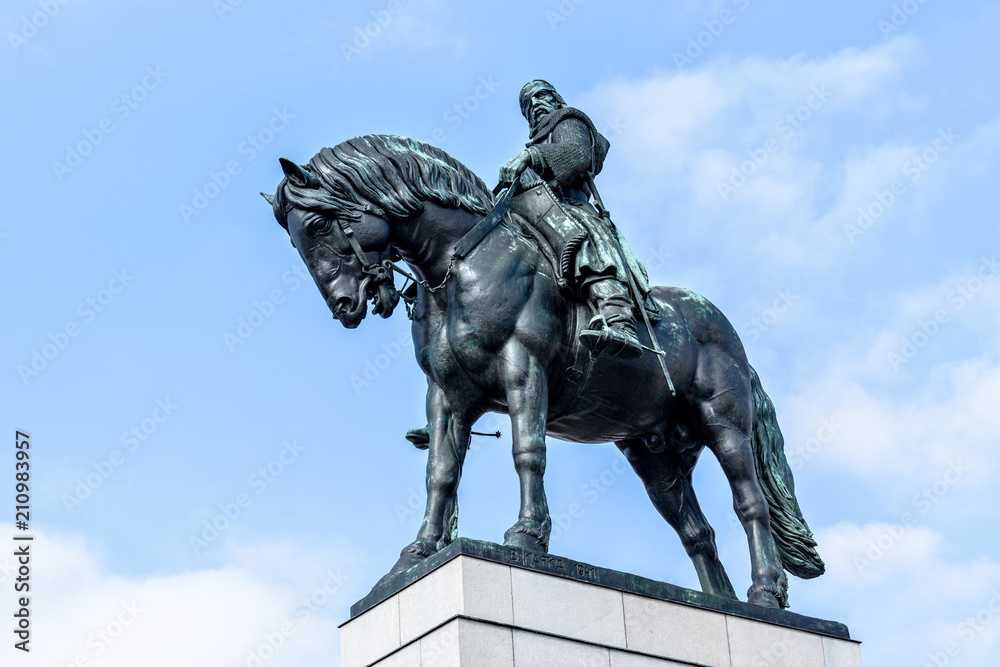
[409,206,694,443]
[413,214,730,450]
[546,286,702,444]
[266,135,824,609]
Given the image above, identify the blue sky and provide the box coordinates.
[3,0,1000,664]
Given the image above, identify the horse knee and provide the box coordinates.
[513,448,545,477]
[426,466,460,496]
[734,495,770,525]
[680,524,717,558]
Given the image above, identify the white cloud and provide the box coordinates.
[779,259,1000,479]
[798,521,1000,666]
[1,526,354,667]
[576,38,938,268]
[819,142,921,244]
[581,71,734,179]
[782,360,1000,479]
[581,38,916,180]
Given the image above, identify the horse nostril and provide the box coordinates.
[332,296,353,315]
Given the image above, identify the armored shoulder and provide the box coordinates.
[549,116,593,147]
[527,116,594,186]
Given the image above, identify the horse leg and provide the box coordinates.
[704,415,788,608]
[616,439,737,600]
[388,383,474,575]
[501,344,551,552]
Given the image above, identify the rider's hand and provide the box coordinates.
[498,150,531,186]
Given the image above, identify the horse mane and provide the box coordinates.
[268,134,493,230]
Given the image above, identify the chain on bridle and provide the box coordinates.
[338,203,456,320]
[337,169,523,319]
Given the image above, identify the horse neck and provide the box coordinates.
[390,202,481,285]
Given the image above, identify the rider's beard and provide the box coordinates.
[529,102,554,130]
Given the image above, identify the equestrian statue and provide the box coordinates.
[262,80,825,609]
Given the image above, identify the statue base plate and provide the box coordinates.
[340,538,862,666]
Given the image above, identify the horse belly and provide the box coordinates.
[545,353,674,443]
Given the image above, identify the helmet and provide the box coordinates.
[518,79,566,119]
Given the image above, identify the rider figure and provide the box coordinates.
[404,79,652,449]
[499,79,648,361]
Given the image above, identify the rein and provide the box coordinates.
[341,178,523,318]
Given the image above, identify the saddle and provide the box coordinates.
[507,178,661,321]
[508,178,591,297]
[503,180,613,415]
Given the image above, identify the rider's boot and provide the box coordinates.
[405,426,430,449]
[579,278,643,361]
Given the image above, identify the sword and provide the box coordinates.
[452,165,529,260]
[585,175,675,396]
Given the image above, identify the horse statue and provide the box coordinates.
[262,134,824,608]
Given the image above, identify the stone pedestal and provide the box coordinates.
[340,539,862,667]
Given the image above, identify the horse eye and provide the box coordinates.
[308,216,333,235]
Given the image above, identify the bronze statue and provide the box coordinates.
[499,79,650,360]
[263,89,825,609]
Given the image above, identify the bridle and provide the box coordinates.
[336,203,396,292]
[333,174,523,319]
[314,201,405,320]
[334,202,460,320]
[272,153,518,319]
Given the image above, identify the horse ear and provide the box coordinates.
[279,158,319,188]
[260,192,275,205]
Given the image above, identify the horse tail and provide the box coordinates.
[749,365,826,579]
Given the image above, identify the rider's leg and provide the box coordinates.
[579,277,643,360]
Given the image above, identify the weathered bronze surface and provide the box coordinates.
[501,80,650,362]
[263,82,825,609]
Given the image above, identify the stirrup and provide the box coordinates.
[579,316,643,360]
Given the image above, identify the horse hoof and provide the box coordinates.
[747,589,782,608]
[390,550,426,574]
[503,519,550,553]
[504,531,546,552]
[391,540,439,574]
[368,540,442,594]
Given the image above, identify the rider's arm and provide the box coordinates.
[526,117,594,186]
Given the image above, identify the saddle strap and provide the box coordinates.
[547,302,595,420]
[453,178,521,259]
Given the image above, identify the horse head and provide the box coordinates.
[263,155,399,329]
[263,135,494,329]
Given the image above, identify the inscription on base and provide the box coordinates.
[507,548,598,581]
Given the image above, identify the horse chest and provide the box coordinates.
[414,311,509,393]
